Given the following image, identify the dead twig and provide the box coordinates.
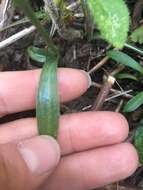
[88,56,109,74]
[0,0,14,40]
[92,82,133,99]
[115,99,124,112]
[92,75,115,111]
[0,0,13,29]
[110,65,125,76]
[105,90,133,102]
[0,25,36,50]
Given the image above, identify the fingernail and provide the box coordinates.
[81,70,92,88]
[18,136,60,175]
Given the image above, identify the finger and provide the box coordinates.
[0,68,90,116]
[0,112,129,154]
[0,136,60,190]
[46,143,138,190]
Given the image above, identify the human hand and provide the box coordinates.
[0,68,138,190]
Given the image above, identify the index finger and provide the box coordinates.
[0,68,90,116]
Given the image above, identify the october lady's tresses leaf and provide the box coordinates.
[36,53,60,138]
[123,91,143,112]
[134,119,143,164]
[87,0,129,48]
[107,50,143,74]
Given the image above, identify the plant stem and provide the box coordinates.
[13,0,57,53]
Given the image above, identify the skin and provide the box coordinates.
[0,68,139,190]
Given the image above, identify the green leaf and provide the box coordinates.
[123,91,143,112]
[87,0,129,48]
[134,119,143,164]
[36,53,60,138]
[116,73,138,81]
[28,46,47,63]
[107,50,143,74]
[131,26,143,44]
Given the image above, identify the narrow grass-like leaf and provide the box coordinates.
[116,73,138,81]
[134,119,143,164]
[36,53,60,138]
[107,50,143,74]
[123,91,143,112]
[87,0,129,48]
[13,0,56,53]
[28,46,47,63]
[125,43,143,56]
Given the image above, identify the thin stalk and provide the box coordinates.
[13,0,57,53]
[125,43,143,56]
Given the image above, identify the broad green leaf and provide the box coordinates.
[107,50,143,74]
[36,53,60,138]
[123,91,143,112]
[131,26,143,44]
[134,119,143,164]
[28,46,47,63]
[87,0,129,48]
[116,73,138,81]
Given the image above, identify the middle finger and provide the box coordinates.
[0,112,128,155]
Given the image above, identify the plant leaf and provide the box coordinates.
[28,46,47,63]
[131,26,143,44]
[107,50,143,74]
[116,73,138,81]
[134,119,143,164]
[123,91,143,112]
[36,53,60,138]
[87,0,129,48]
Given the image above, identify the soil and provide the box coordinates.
[0,0,143,190]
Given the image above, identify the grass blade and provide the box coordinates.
[123,91,143,112]
[107,50,143,74]
[36,53,60,138]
